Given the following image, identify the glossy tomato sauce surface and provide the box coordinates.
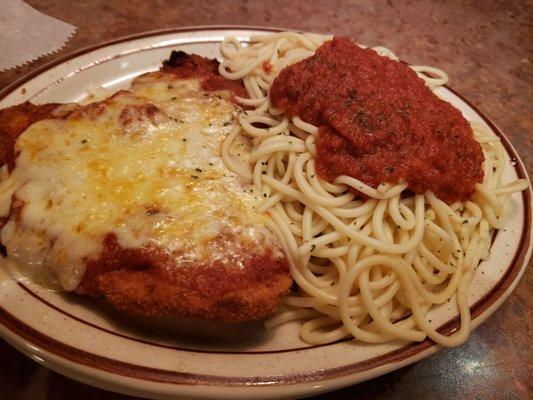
[270,37,484,203]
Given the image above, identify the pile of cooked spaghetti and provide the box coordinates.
[218,32,528,347]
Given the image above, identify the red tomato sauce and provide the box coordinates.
[262,61,273,73]
[270,37,484,203]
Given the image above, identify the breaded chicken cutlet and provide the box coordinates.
[0,52,292,322]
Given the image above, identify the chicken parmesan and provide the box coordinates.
[0,51,292,322]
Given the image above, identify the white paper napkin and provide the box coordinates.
[0,0,77,71]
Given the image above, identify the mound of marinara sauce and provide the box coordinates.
[270,37,484,204]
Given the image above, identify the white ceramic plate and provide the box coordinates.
[0,27,531,400]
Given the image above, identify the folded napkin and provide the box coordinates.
[0,0,77,71]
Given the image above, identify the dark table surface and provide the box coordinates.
[0,1,531,399]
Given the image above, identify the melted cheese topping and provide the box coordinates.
[0,74,278,290]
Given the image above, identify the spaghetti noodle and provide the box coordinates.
[218,32,528,347]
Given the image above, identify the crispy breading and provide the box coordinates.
[0,102,62,169]
[79,234,291,322]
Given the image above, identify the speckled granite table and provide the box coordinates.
[0,1,531,399]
